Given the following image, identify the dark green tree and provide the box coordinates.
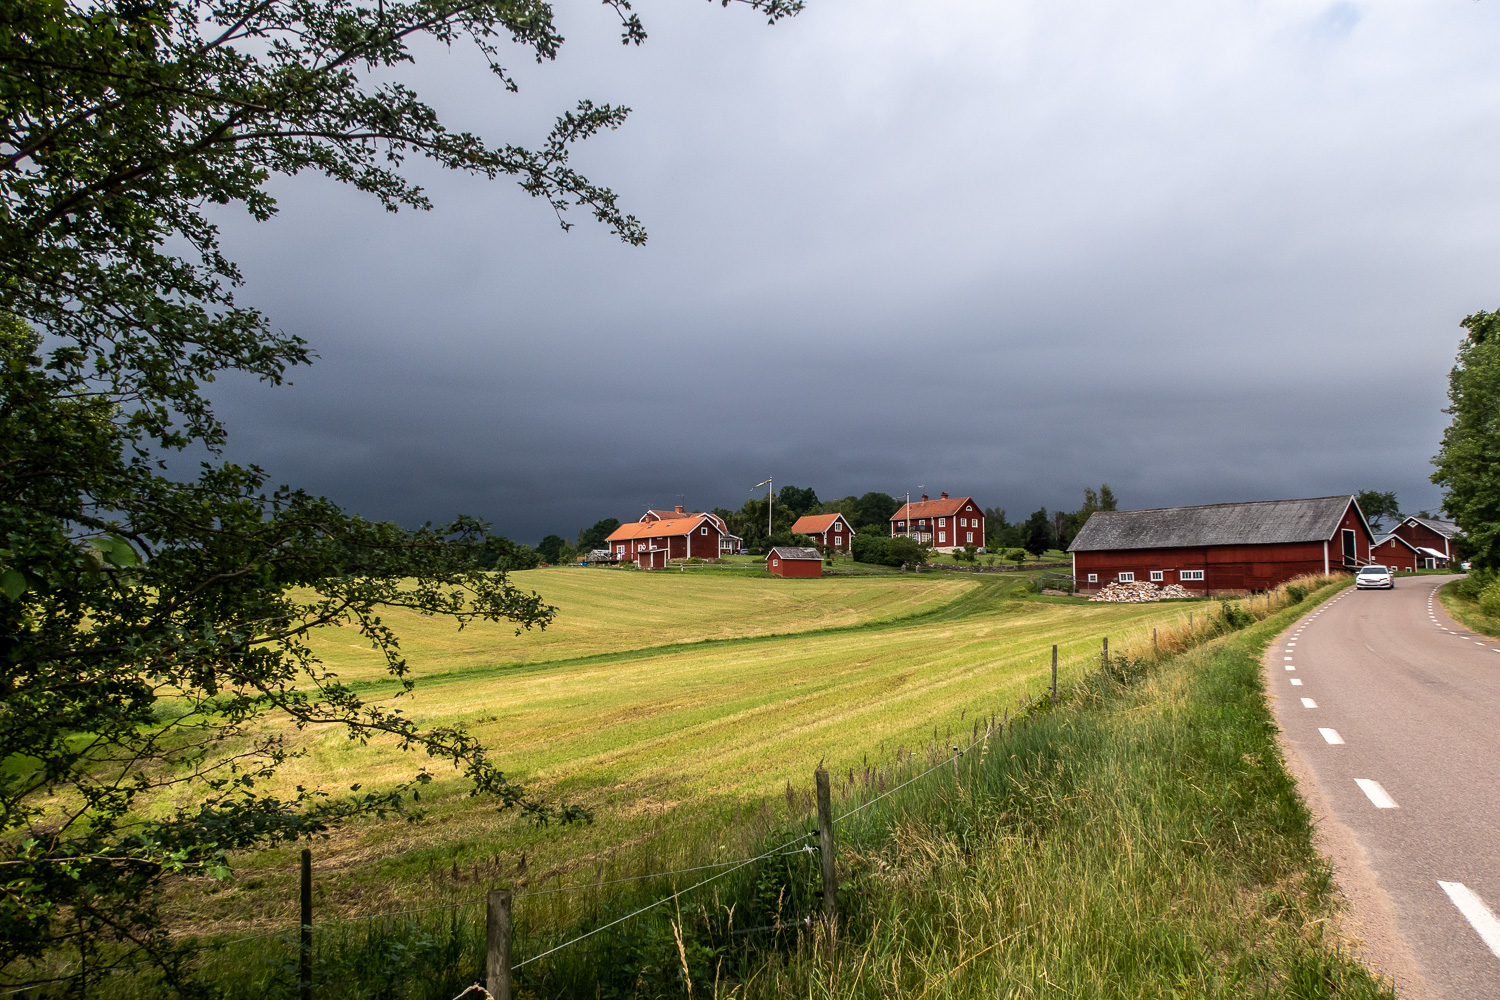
[1433,310,1500,569]
[0,0,800,992]
[537,534,569,564]
[576,518,621,552]
[1023,508,1055,556]
[777,484,820,516]
[1099,483,1119,511]
[1355,490,1401,531]
[853,491,900,530]
[481,533,542,571]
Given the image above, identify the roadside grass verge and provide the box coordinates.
[139,574,1392,1000]
[1438,577,1500,639]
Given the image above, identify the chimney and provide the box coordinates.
[674,505,684,514]
[921,494,929,502]
[940,492,949,500]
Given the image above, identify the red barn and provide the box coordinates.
[1067,495,1375,596]
[605,515,725,569]
[1390,515,1460,567]
[766,546,823,578]
[1371,533,1419,573]
[889,492,985,553]
[790,513,855,554]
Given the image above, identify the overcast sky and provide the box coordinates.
[201,0,1500,543]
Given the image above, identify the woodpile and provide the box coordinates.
[1089,580,1195,602]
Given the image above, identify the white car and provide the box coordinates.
[1356,565,1393,590]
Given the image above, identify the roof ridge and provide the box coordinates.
[1090,495,1351,516]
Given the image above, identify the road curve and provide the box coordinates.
[1266,574,1500,999]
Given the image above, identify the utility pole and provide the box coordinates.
[753,478,774,541]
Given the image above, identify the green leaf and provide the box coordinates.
[0,569,27,601]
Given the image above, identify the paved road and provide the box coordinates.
[1267,574,1500,998]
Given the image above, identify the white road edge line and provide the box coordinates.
[1438,881,1500,960]
[1355,779,1398,809]
[1318,728,1343,744]
[1300,697,1317,708]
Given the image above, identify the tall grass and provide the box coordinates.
[92,573,1391,1000]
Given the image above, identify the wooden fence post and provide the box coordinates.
[1102,636,1109,669]
[487,889,513,1000]
[1153,628,1158,657]
[300,848,312,1000]
[1050,645,1058,705]
[814,766,837,943]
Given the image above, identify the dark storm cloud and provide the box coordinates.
[196,0,1500,543]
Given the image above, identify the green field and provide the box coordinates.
[183,569,1213,934]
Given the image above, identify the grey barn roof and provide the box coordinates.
[1068,495,1360,552]
[1404,515,1461,538]
[767,546,823,561]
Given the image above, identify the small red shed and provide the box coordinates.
[766,546,823,578]
[1370,533,1419,573]
[790,513,855,554]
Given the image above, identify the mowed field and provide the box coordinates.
[192,569,1208,931]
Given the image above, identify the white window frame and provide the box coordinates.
[1150,570,1163,582]
[700,526,708,535]
[772,558,779,566]
[1087,573,1098,583]
[1180,569,1204,581]
[938,531,946,543]
[939,517,946,526]
[1118,572,1135,582]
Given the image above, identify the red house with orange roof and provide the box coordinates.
[636,505,741,556]
[605,514,726,569]
[890,492,986,554]
[790,512,855,554]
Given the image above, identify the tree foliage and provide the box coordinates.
[776,484,819,517]
[1433,310,1500,569]
[1355,490,1400,531]
[0,0,801,992]
[576,518,621,553]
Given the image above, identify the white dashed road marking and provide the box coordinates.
[1290,678,1303,686]
[1438,882,1500,960]
[1318,728,1344,744]
[1285,665,1295,671]
[1355,779,1398,809]
[1301,697,1318,709]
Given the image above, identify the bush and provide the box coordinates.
[1285,584,1307,604]
[1480,581,1500,618]
[1218,601,1256,630]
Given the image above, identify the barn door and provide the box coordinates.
[1342,529,1356,566]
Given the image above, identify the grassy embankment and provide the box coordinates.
[161,569,1208,939]
[1438,575,1498,638]
[178,573,1396,1000]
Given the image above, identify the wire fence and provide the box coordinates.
[45,580,1332,1000]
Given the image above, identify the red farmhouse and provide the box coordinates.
[890,492,985,554]
[791,513,855,554]
[1068,495,1375,596]
[1390,515,1460,568]
[1370,533,1420,573]
[638,505,742,556]
[605,514,724,570]
[766,546,823,578]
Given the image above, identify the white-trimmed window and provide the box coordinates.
[938,532,946,543]
[1150,570,1163,582]
[700,526,708,535]
[966,532,974,543]
[616,544,624,554]
[1118,572,1135,582]
[1180,570,1204,581]
[939,517,946,526]
[1087,573,1098,583]
[772,558,779,566]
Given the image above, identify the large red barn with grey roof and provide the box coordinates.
[1067,495,1374,596]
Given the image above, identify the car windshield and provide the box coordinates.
[1359,566,1387,574]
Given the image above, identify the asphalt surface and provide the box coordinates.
[1267,574,1500,999]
